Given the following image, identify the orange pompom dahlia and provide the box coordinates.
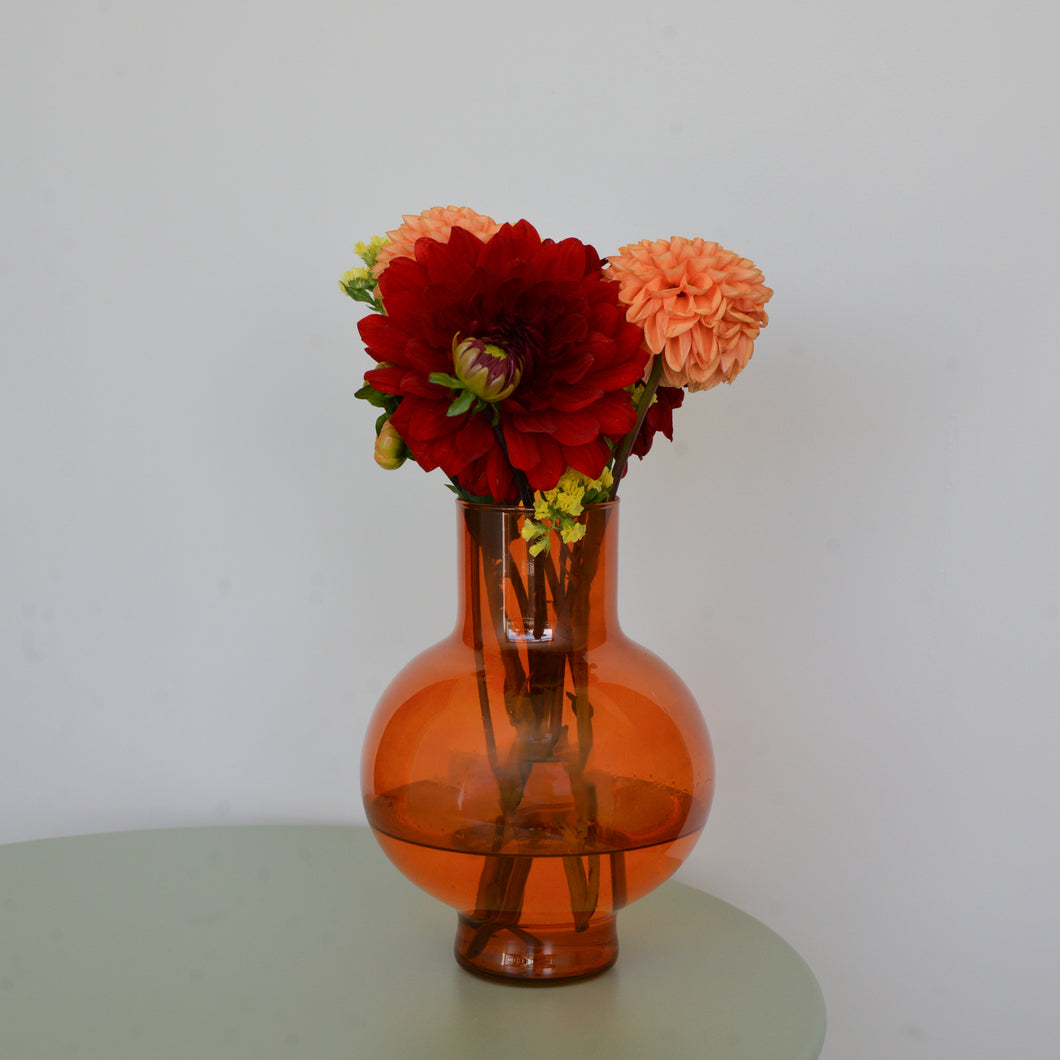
[372,205,502,278]
[607,237,773,392]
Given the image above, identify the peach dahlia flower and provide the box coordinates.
[372,205,502,278]
[607,237,772,392]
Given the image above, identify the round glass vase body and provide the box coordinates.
[362,501,714,981]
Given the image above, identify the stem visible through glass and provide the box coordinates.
[463,508,603,948]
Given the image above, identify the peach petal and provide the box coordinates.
[606,237,771,390]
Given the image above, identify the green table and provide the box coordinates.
[0,825,825,1058]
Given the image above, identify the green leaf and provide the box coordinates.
[340,284,383,312]
[428,372,463,389]
[446,389,475,417]
[354,383,382,404]
[354,383,398,414]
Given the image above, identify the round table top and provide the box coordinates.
[0,825,824,1059]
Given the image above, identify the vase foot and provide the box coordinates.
[454,913,618,982]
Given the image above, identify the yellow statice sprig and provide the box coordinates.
[339,235,390,313]
[354,236,389,271]
[520,467,614,557]
[628,379,660,409]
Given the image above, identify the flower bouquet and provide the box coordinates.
[341,206,771,980]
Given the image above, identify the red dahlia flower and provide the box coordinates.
[358,222,648,502]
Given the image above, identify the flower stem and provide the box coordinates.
[609,355,665,499]
[467,532,499,775]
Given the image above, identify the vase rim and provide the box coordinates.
[456,498,619,514]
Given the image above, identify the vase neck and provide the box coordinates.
[456,501,620,649]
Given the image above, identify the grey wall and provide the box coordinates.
[3,1,1058,1056]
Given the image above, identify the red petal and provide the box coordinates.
[376,255,424,303]
[363,365,405,394]
[503,423,539,472]
[526,238,589,285]
[592,392,638,435]
[456,415,495,463]
[549,383,603,412]
[525,435,566,491]
[403,337,446,374]
[506,410,557,434]
[550,410,600,445]
[487,445,514,502]
[358,315,411,364]
[399,399,456,442]
[562,437,611,479]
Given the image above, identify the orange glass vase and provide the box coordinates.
[362,500,714,981]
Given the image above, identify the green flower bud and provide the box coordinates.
[452,336,523,403]
[374,420,407,470]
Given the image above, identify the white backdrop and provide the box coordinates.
[3,1,1058,1056]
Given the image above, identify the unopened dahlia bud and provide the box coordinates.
[452,336,523,403]
[374,420,407,470]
